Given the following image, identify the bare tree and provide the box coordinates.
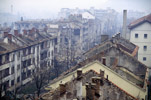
[33,67,47,97]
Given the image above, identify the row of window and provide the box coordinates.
[0,43,54,65]
[135,33,148,38]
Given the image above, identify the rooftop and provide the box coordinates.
[128,14,151,29]
[43,61,147,100]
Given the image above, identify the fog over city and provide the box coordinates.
[0,0,151,19]
[0,0,151,100]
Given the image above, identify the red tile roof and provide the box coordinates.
[128,14,151,29]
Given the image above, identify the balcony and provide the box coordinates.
[22,53,34,61]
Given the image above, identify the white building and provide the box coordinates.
[129,14,151,69]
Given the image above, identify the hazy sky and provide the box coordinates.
[0,0,150,18]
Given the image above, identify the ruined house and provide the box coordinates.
[42,60,148,100]
[41,33,149,100]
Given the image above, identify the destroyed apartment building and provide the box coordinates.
[14,15,102,66]
[48,14,102,67]
[0,27,56,96]
[41,33,149,100]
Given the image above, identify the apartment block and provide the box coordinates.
[0,27,56,96]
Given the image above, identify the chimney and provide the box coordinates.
[86,83,94,100]
[100,70,104,78]
[122,10,127,39]
[76,68,83,100]
[77,68,82,80]
[102,57,106,66]
[92,77,101,89]
[101,35,109,43]
[86,83,100,100]
[100,70,104,86]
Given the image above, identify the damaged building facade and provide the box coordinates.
[46,14,102,68]
[42,67,140,100]
[0,27,56,96]
[41,33,149,100]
